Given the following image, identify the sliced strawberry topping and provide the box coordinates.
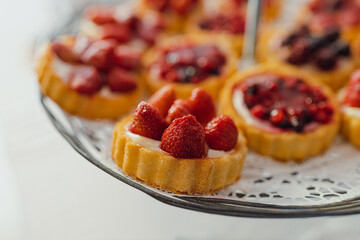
[148,85,176,118]
[128,102,167,140]
[160,115,207,158]
[106,67,137,93]
[99,23,131,43]
[80,39,116,71]
[51,42,81,64]
[145,0,167,11]
[187,88,216,125]
[170,0,197,15]
[344,69,360,107]
[68,66,102,95]
[85,6,116,25]
[205,115,238,151]
[113,46,141,70]
[136,15,165,45]
[165,99,190,124]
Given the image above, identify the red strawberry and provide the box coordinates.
[68,66,102,95]
[148,85,176,118]
[80,39,116,71]
[166,99,190,124]
[187,88,216,125]
[128,102,167,140]
[106,68,137,93]
[160,115,207,158]
[85,6,116,25]
[113,46,141,70]
[51,42,81,64]
[170,0,195,15]
[100,23,131,43]
[204,115,238,151]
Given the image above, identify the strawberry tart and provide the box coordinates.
[142,35,237,99]
[220,64,340,161]
[36,36,143,119]
[258,25,356,90]
[112,86,247,194]
[340,69,360,148]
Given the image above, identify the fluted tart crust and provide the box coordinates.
[111,116,247,194]
[220,64,341,161]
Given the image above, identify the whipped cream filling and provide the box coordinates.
[125,130,234,158]
[343,106,360,119]
[232,89,320,133]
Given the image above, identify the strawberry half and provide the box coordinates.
[165,99,190,124]
[148,85,176,118]
[160,115,207,158]
[128,102,167,140]
[51,42,81,64]
[106,67,137,93]
[187,88,216,125]
[205,115,238,151]
[68,66,102,95]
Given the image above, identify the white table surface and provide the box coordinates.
[1,0,360,239]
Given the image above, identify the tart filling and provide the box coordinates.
[148,43,226,84]
[198,11,245,35]
[233,73,334,133]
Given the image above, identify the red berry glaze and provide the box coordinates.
[160,115,207,158]
[51,42,81,64]
[187,88,216,125]
[344,69,360,107]
[113,46,141,70]
[236,73,334,132]
[80,39,116,71]
[166,99,190,124]
[99,23,131,43]
[199,11,246,34]
[128,102,167,140]
[106,68,137,93]
[149,44,226,83]
[205,115,238,151]
[68,66,102,95]
[148,85,176,118]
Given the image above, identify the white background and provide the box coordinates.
[1,0,360,239]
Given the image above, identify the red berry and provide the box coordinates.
[100,23,131,43]
[314,110,331,123]
[148,85,176,118]
[250,105,266,119]
[160,115,207,158]
[187,88,216,125]
[136,15,164,45]
[166,99,190,124]
[51,42,81,64]
[80,39,116,71]
[170,0,196,15]
[128,102,167,140]
[344,70,360,107]
[106,68,137,93]
[205,115,238,151]
[85,6,116,25]
[145,0,167,11]
[113,46,141,70]
[68,66,102,95]
[270,109,285,125]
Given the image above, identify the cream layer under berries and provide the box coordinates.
[36,36,143,119]
[258,25,356,90]
[220,64,340,161]
[112,86,247,194]
[142,35,237,99]
[80,3,166,50]
[340,69,360,148]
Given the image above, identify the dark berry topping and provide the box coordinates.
[150,44,226,83]
[235,74,334,132]
[199,11,245,35]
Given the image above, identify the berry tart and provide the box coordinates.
[220,64,340,161]
[142,35,237,99]
[258,25,356,90]
[36,36,143,119]
[298,0,360,41]
[137,0,203,32]
[339,70,360,148]
[81,4,166,50]
[111,86,247,194]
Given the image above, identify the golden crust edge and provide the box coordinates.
[111,115,248,194]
